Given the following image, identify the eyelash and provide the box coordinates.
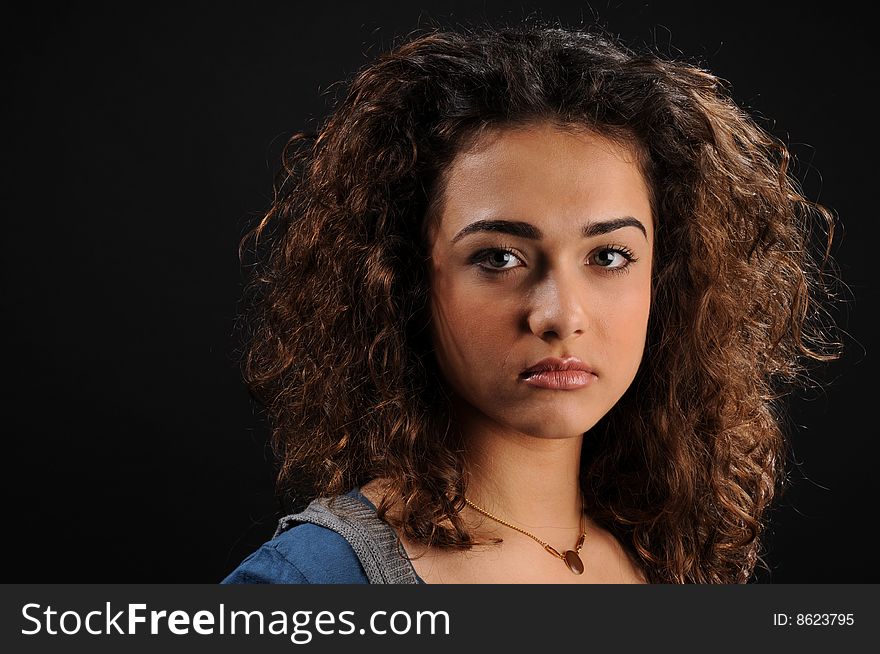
[470,244,639,278]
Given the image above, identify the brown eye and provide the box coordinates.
[593,249,623,267]
[590,246,636,270]
[472,248,524,273]
[487,251,515,268]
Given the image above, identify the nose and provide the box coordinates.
[526,268,588,342]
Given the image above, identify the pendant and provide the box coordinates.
[563,550,584,575]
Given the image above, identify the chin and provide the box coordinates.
[511,416,599,440]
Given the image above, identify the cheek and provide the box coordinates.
[430,278,514,381]
[598,281,651,365]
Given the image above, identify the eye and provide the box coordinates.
[589,245,638,273]
[471,248,524,273]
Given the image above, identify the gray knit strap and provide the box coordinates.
[274,495,421,584]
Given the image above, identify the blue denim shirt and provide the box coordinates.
[222,488,425,584]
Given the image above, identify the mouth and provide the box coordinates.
[519,356,597,390]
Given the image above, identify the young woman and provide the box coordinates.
[222,21,840,584]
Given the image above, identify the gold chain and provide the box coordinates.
[463,495,587,560]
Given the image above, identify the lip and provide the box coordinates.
[519,357,597,390]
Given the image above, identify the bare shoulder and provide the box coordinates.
[583,516,648,584]
[359,479,389,508]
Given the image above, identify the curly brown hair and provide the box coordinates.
[238,21,841,583]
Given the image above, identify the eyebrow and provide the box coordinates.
[450,216,648,243]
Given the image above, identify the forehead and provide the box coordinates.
[432,123,652,240]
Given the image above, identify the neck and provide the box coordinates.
[458,401,585,532]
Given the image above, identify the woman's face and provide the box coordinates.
[428,122,654,439]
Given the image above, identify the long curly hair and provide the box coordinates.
[238,21,841,583]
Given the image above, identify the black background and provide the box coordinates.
[4,2,874,582]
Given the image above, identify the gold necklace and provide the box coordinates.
[464,495,588,575]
